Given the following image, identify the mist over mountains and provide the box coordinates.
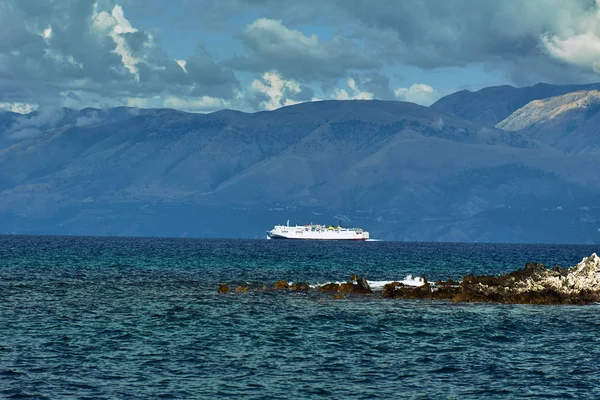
[2,83,600,243]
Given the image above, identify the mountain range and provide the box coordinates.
[2,82,600,243]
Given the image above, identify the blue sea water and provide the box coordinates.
[1,235,600,399]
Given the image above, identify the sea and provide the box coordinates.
[1,235,599,399]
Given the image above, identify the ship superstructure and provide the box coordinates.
[267,220,369,240]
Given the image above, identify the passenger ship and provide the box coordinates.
[267,220,369,240]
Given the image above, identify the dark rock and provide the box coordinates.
[332,293,345,299]
[462,275,499,286]
[274,280,290,290]
[291,282,309,291]
[382,282,436,299]
[218,284,231,294]
[319,283,340,292]
[356,277,372,293]
[551,265,568,277]
[434,279,460,286]
[339,281,372,294]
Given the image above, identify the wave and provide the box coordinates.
[367,275,426,289]
[309,275,426,290]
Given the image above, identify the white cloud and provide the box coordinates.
[126,96,163,109]
[248,18,320,53]
[127,95,230,113]
[42,26,52,40]
[394,83,440,106]
[91,4,146,79]
[0,102,38,114]
[543,32,600,72]
[540,1,600,73]
[250,71,305,110]
[6,107,65,139]
[333,78,375,100]
[176,60,187,73]
[164,96,229,112]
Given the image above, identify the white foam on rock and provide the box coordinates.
[367,275,426,290]
[309,275,426,290]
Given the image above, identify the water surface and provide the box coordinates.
[1,236,599,398]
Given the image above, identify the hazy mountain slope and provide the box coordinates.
[431,82,600,127]
[495,90,600,153]
[1,99,600,243]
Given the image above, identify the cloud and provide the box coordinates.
[146,0,600,88]
[394,84,441,106]
[540,2,600,74]
[543,33,600,72]
[6,107,65,139]
[0,102,38,114]
[333,78,375,100]
[0,0,239,112]
[75,111,102,127]
[227,18,379,81]
[126,94,234,113]
[248,71,315,110]
[163,96,231,113]
[5,0,600,114]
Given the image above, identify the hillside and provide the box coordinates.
[1,97,600,243]
[431,82,600,127]
[495,90,600,153]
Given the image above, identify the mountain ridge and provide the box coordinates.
[1,88,600,243]
[431,82,600,127]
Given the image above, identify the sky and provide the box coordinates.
[2,0,600,114]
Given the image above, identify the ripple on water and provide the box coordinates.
[1,237,600,398]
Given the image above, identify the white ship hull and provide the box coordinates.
[267,222,369,240]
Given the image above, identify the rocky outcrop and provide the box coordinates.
[274,280,290,290]
[383,254,600,305]
[217,255,600,305]
[319,283,341,292]
[291,282,309,291]
[320,276,373,294]
[217,284,231,294]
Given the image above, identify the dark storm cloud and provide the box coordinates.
[225,18,379,81]
[203,0,600,86]
[337,0,600,84]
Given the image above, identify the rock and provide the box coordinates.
[236,285,250,293]
[339,281,372,294]
[319,283,340,292]
[217,284,231,294]
[356,277,372,293]
[462,274,499,286]
[434,279,460,286]
[551,265,568,277]
[350,274,358,281]
[339,282,355,293]
[451,253,600,304]
[274,280,290,290]
[291,282,309,291]
[332,293,344,299]
[382,281,436,299]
